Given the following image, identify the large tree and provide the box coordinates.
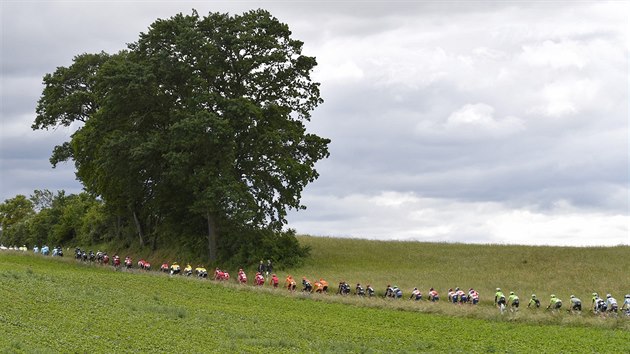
[34,9,330,261]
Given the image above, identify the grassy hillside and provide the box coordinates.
[1,249,629,352]
[293,236,630,306]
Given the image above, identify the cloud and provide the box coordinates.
[289,191,629,246]
[444,103,525,137]
[1,1,628,246]
[538,79,599,117]
[520,40,588,69]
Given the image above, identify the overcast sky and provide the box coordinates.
[1,1,628,246]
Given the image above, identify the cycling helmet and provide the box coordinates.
[510,291,514,295]
[570,295,575,298]
[551,294,556,298]
[625,294,630,298]
[496,288,501,291]
[592,292,598,297]
[606,294,611,298]
[532,294,536,298]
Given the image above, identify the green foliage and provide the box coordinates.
[78,202,113,245]
[0,253,628,352]
[29,189,53,211]
[218,227,310,269]
[33,52,111,167]
[0,191,114,249]
[0,195,34,229]
[33,9,329,262]
[0,195,34,245]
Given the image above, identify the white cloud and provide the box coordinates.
[520,40,588,69]
[414,103,525,140]
[289,191,629,246]
[538,79,599,117]
[314,59,364,83]
[445,103,524,135]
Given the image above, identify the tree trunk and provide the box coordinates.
[131,209,145,247]
[207,211,217,262]
[151,231,158,251]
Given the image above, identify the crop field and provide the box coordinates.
[1,245,629,352]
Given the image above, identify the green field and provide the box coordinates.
[292,236,630,307]
[1,237,629,352]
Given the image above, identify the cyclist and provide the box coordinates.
[528,294,540,309]
[428,288,439,302]
[495,288,506,312]
[285,275,296,291]
[468,288,479,305]
[447,288,456,303]
[254,272,265,286]
[356,283,366,296]
[456,288,468,304]
[621,294,630,315]
[269,274,279,288]
[195,265,208,278]
[338,281,351,295]
[392,285,403,299]
[606,294,618,313]
[302,277,313,292]
[184,264,193,276]
[319,278,329,293]
[384,285,394,298]
[410,287,422,301]
[170,262,181,275]
[546,294,562,311]
[237,269,247,284]
[568,295,582,313]
[366,284,375,297]
[506,291,520,312]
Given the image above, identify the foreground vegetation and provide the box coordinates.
[1,249,628,352]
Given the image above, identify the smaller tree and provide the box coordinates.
[0,195,35,246]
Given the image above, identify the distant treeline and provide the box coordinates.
[0,189,309,268]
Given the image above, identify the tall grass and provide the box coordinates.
[292,236,629,310]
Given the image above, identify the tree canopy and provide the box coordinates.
[33,9,329,263]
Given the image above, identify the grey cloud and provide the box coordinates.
[1,1,627,245]
[2,76,42,118]
[0,158,80,202]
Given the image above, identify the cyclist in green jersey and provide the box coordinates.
[495,288,506,312]
[547,294,562,310]
[528,294,540,308]
[506,291,520,312]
